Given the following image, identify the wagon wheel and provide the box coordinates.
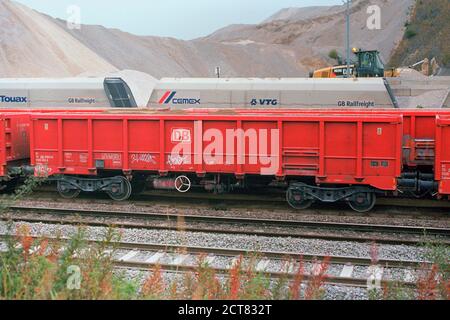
[348,192,376,213]
[174,176,191,193]
[107,176,132,201]
[57,181,81,199]
[286,188,313,210]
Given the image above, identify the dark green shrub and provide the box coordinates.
[405,27,418,39]
[328,49,339,61]
[442,53,450,67]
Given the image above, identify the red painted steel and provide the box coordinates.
[0,109,104,113]
[0,109,103,178]
[8,108,450,170]
[436,116,450,195]
[217,109,450,167]
[30,111,403,191]
[0,113,31,177]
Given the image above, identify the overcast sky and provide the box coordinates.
[16,0,342,39]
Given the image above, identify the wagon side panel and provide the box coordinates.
[0,115,5,177]
[436,116,450,195]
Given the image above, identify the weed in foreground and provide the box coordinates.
[0,225,334,300]
[369,241,449,300]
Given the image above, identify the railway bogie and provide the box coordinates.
[55,175,133,201]
[286,183,377,213]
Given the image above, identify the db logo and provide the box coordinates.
[171,129,191,143]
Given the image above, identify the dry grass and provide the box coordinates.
[389,0,450,67]
[0,224,332,300]
[0,224,449,300]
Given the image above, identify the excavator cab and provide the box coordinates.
[354,49,385,78]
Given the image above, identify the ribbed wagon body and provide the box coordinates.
[30,110,405,211]
[436,116,450,195]
[0,113,30,186]
[25,109,450,211]
[225,109,450,168]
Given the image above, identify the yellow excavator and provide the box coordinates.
[312,48,400,78]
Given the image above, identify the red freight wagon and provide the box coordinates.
[0,112,30,189]
[436,116,450,197]
[226,108,450,168]
[1,109,101,187]
[30,110,403,212]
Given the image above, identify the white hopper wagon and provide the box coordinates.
[0,78,134,109]
[147,77,397,109]
[0,71,157,109]
[0,72,397,110]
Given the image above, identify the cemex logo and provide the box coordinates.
[158,91,201,105]
[0,95,27,103]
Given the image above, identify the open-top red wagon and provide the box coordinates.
[0,112,30,190]
[436,115,450,197]
[30,110,406,212]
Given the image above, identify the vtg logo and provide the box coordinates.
[251,99,278,106]
[159,91,201,105]
[0,95,27,103]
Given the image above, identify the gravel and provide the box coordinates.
[352,265,416,282]
[0,221,430,261]
[116,268,369,300]
[117,268,372,300]
[8,209,444,245]
[323,285,368,300]
[16,197,450,229]
[397,90,449,109]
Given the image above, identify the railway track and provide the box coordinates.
[0,234,423,288]
[31,186,450,211]
[4,205,450,246]
[140,190,450,210]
